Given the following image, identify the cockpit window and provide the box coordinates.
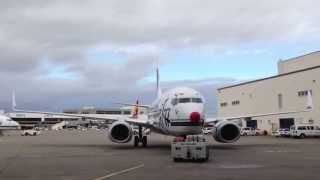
[172,97,203,105]
[179,98,191,103]
[171,98,178,106]
[192,98,203,103]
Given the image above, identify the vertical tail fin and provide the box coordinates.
[156,67,162,98]
[12,90,17,111]
[131,100,140,119]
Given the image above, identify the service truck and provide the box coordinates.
[171,135,209,162]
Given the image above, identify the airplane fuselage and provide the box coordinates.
[147,87,205,136]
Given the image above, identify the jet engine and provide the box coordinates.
[108,121,133,143]
[212,120,240,143]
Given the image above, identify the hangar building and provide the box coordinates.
[217,51,320,133]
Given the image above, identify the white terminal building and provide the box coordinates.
[217,51,320,134]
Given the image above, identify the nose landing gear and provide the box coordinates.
[133,125,148,147]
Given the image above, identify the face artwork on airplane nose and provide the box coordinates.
[190,112,201,123]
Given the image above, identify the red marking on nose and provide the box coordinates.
[190,112,201,123]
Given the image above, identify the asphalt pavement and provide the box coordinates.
[0,129,319,180]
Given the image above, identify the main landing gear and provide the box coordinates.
[134,125,148,147]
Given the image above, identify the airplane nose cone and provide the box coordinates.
[190,112,201,123]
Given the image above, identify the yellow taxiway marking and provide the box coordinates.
[93,164,144,180]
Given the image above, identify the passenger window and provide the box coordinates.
[179,98,191,103]
[310,126,314,130]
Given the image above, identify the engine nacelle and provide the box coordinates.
[108,121,133,143]
[212,120,240,143]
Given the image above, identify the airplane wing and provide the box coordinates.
[116,103,150,109]
[205,90,314,125]
[13,109,119,122]
[125,117,154,128]
[205,108,312,124]
[12,92,152,127]
[13,108,154,127]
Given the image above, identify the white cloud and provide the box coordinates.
[0,0,319,111]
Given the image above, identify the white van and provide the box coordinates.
[290,124,320,138]
[21,129,41,136]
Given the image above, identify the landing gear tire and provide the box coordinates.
[142,136,147,147]
[134,136,139,147]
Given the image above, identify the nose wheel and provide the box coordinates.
[133,125,148,147]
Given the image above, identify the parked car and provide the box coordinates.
[21,129,41,136]
[279,128,290,137]
[255,128,268,136]
[272,130,281,137]
[240,127,255,136]
[290,125,320,138]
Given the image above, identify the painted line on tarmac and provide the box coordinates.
[219,164,263,169]
[93,164,144,180]
[265,150,300,153]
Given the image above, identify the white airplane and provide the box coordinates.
[12,68,313,146]
[0,114,21,135]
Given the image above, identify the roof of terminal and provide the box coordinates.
[278,50,320,63]
[218,65,320,91]
[218,50,320,91]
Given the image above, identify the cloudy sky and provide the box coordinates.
[1,0,320,116]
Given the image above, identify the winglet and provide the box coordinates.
[307,90,314,110]
[12,90,17,111]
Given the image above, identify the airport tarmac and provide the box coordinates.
[0,130,320,180]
